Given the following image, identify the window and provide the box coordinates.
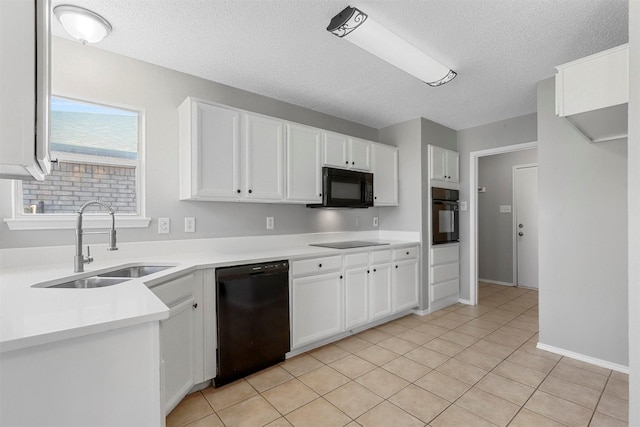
[7,96,149,230]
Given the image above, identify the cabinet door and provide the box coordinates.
[244,114,285,201]
[372,144,399,206]
[345,267,369,329]
[369,263,392,321]
[323,131,349,168]
[286,123,322,203]
[445,151,459,183]
[187,102,241,200]
[393,259,419,312]
[0,0,51,180]
[292,272,344,349]
[161,297,196,414]
[349,138,371,171]
[429,145,447,181]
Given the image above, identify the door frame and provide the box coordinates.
[468,141,537,305]
[512,163,538,287]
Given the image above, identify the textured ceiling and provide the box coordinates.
[50,0,629,131]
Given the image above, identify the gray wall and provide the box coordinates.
[0,37,381,249]
[628,0,639,419]
[478,149,537,284]
[537,77,628,366]
[457,113,538,300]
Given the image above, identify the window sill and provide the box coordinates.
[4,216,151,231]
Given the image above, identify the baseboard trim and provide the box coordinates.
[412,308,431,316]
[458,298,472,305]
[478,278,514,287]
[536,342,629,374]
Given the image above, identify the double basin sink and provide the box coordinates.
[32,264,176,289]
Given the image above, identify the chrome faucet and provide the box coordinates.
[74,200,118,273]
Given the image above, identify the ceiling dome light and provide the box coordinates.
[53,5,112,44]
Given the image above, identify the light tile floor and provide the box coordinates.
[167,283,629,427]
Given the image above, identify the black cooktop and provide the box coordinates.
[310,241,390,250]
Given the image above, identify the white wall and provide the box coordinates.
[0,37,381,249]
[456,113,538,300]
[627,0,639,422]
[537,77,628,366]
[478,149,537,284]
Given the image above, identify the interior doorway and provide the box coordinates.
[468,141,538,305]
[513,164,539,289]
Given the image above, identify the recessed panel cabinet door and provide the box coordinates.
[244,114,285,201]
[292,272,344,349]
[286,123,322,203]
[393,259,419,312]
[345,266,369,329]
[186,102,241,200]
[323,131,349,168]
[349,138,371,171]
[373,144,399,206]
[369,263,392,321]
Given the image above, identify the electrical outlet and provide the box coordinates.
[185,217,195,233]
[373,216,379,227]
[158,217,170,234]
[266,216,274,230]
[500,205,512,213]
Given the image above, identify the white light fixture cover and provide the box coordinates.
[327,6,456,87]
[53,5,112,44]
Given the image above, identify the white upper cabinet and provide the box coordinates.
[430,145,459,183]
[0,0,51,181]
[179,98,284,202]
[180,100,241,200]
[372,144,399,206]
[243,113,285,201]
[555,44,628,143]
[286,123,322,203]
[323,132,371,171]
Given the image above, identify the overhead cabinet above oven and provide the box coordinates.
[178,97,398,206]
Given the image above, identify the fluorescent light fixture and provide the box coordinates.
[327,6,456,87]
[53,5,112,44]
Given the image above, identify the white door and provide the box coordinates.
[243,114,285,201]
[345,266,369,329]
[514,165,538,288]
[372,144,399,206]
[286,123,322,203]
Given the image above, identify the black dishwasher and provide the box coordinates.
[214,260,290,387]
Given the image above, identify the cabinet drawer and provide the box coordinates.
[345,252,369,267]
[370,249,391,264]
[292,256,342,277]
[393,246,418,261]
[430,263,459,284]
[151,274,195,307]
[431,279,459,302]
[431,245,459,266]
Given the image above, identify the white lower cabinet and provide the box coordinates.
[430,243,460,310]
[291,270,344,349]
[392,247,420,312]
[292,245,419,351]
[151,272,204,415]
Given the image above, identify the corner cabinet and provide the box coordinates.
[429,145,459,183]
[555,44,628,143]
[0,0,51,181]
[179,98,284,202]
[150,272,204,415]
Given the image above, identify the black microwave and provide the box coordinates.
[307,167,374,208]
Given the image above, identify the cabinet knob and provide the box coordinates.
[248,189,252,194]
[340,275,343,279]
[319,193,322,197]
[193,303,198,309]
[352,161,355,165]
[367,270,370,273]
[345,161,349,165]
[237,189,241,194]
[318,263,322,268]
[395,265,398,269]
[373,268,377,272]
[406,251,410,255]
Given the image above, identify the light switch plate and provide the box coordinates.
[459,201,467,211]
[158,218,170,234]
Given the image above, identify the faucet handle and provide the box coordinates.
[85,245,94,265]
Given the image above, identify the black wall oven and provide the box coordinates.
[432,187,459,244]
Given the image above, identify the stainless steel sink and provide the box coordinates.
[98,265,174,278]
[47,277,130,289]
[32,263,177,289]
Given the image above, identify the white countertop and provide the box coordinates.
[0,231,419,354]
